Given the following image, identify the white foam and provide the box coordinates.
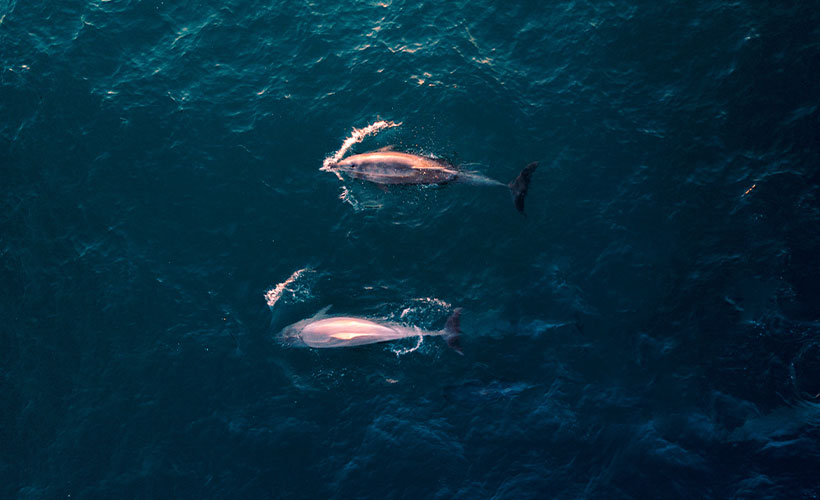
[413,297,452,309]
[265,267,314,308]
[392,334,424,357]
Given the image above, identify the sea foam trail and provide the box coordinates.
[392,334,424,357]
[321,120,402,173]
[265,267,313,308]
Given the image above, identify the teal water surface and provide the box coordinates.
[2,1,820,498]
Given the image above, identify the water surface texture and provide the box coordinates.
[2,1,820,498]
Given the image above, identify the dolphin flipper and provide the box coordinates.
[508,162,538,214]
[311,305,333,319]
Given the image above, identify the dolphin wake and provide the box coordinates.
[391,334,424,357]
[265,267,315,308]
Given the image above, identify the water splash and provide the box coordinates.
[392,334,424,357]
[265,267,314,308]
[414,296,452,309]
[400,297,452,319]
[337,185,360,209]
[321,119,402,173]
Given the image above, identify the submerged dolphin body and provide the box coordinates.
[280,306,463,353]
[329,150,539,213]
[444,379,536,404]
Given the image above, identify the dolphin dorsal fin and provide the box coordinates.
[375,145,396,152]
[312,305,333,318]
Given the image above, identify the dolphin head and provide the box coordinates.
[278,321,308,347]
[334,157,356,170]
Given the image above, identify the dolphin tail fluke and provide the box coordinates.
[508,162,539,214]
[444,308,463,355]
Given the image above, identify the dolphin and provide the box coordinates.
[444,379,536,404]
[280,306,463,354]
[328,149,539,213]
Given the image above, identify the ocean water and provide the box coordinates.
[2,0,820,498]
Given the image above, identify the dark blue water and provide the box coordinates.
[3,1,820,498]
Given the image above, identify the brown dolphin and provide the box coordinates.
[329,150,538,213]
